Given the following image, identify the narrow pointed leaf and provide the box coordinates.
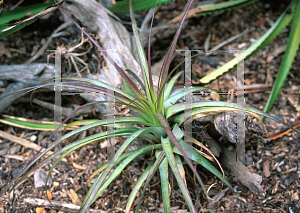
[91,144,162,204]
[156,113,209,202]
[163,87,217,109]
[198,0,259,16]
[161,136,196,213]
[263,0,300,116]
[135,151,165,213]
[125,159,156,213]
[79,127,165,212]
[0,1,61,39]
[164,71,183,101]
[107,0,172,14]
[158,0,194,91]
[129,1,154,105]
[200,0,296,84]
[166,101,300,135]
[156,150,170,213]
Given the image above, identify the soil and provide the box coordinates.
[0,0,300,212]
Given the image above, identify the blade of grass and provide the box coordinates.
[263,0,300,117]
[0,2,53,25]
[79,127,166,212]
[198,0,259,16]
[135,150,165,213]
[129,1,155,106]
[91,144,162,204]
[199,0,296,84]
[125,159,156,213]
[161,136,196,212]
[156,150,170,213]
[0,1,62,39]
[107,0,172,14]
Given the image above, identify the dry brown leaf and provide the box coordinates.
[72,162,86,170]
[36,207,47,213]
[45,190,52,200]
[67,189,81,206]
[170,7,202,23]
[291,192,299,201]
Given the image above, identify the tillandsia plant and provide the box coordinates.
[1,0,300,212]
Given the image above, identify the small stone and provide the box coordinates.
[30,135,37,142]
[34,169,52,188]
[14,189,21,197]
[250,38,257,45]
[53,181,59,187]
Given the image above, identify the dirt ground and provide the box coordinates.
[0,0,300,212]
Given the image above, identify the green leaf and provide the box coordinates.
[263,0,300,117]
[135,150,165,213]
[106,0,172,14]
[124,69,146,92]
[129,1,155,107]
[171,123,184,141]
[8,128,133,196]
[166,101,300,136]
[164,71,183,101]
[79,127,166,212]
[198,0,259,16]
[0,116,77,131]
[161,136,196,213]
[174,154,187,187]
[156,112,209,201]
[0,19,36,39]
[199,0,296,84]
[0,2,61,39]
[91,144,162,204]
[0,117,150,196]
[170,106,235,126]
[0,2,53,25]
[122,78,135,97]
[156,150,170,213]
[125,159,156,213]
[163,86,217,109]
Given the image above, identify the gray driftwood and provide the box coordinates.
[220,145,263,194]
[0,0,161,115]
[0,64,54,114]
[23,197,105,213]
